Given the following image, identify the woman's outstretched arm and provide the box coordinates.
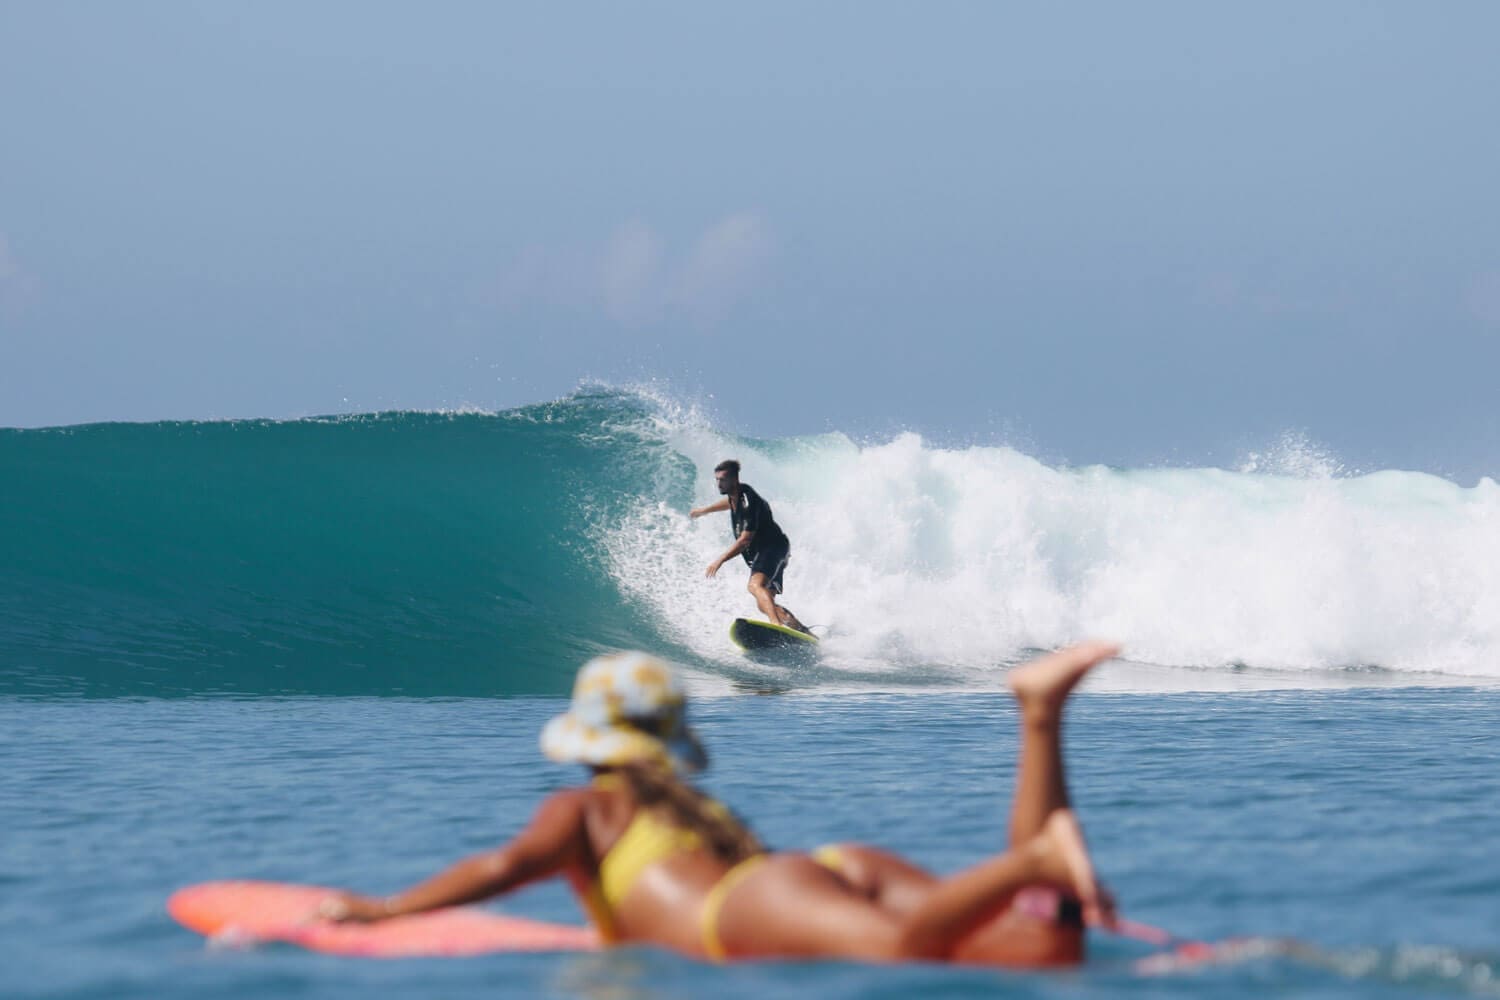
[319,788,590,922]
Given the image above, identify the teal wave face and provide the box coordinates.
[0,392,694,696]
[8,388,1499,697]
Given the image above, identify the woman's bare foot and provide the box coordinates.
[1008,641,1120,723]
[1030,810,1114,928]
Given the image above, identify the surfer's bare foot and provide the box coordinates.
[1008,641,1119,725]
[1029,810,1112,928]
[777,609,811,634]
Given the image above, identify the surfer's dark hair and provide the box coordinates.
[618,762,765,864]
[714,459,741,477]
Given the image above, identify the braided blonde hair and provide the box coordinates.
[617,762,765,864]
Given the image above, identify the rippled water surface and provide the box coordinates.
[5,689,1498,998]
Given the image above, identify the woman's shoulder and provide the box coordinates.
[535,777,635,822]
[524,784,603,827]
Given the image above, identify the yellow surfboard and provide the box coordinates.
[729,617,820,652]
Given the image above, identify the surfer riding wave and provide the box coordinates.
[690,459,811,635]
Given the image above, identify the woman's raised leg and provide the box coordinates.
[1005,642,1118,847]
[799,642,1118,932]
[942,641,1118,964]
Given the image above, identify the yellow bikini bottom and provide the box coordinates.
[698,854,768,962]
[699,847,852,962]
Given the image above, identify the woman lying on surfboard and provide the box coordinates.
[318,643,1119,966]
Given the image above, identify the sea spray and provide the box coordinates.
[614,412,1500,682]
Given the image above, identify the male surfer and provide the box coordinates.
[690,459,810,634]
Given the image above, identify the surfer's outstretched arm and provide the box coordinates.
[706,530,754,577]
[690,498,730,518]
[318,789,587,922]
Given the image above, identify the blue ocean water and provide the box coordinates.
[3,388,1498,997]
[5,693,1498,998]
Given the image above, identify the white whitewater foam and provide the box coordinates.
[602,416,1500,688]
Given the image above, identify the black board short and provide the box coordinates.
[746,541,790,594]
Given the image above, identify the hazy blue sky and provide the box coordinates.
[2,3,1497,478]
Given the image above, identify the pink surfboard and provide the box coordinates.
[168,881,599,957]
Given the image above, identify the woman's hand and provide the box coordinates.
[315,892,392,923]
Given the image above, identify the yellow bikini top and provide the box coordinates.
[581,773,714,940]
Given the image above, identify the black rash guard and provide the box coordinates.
[728,483,788,560]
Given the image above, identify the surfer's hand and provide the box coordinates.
[316,892,390,923]
[705,559,721,578]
